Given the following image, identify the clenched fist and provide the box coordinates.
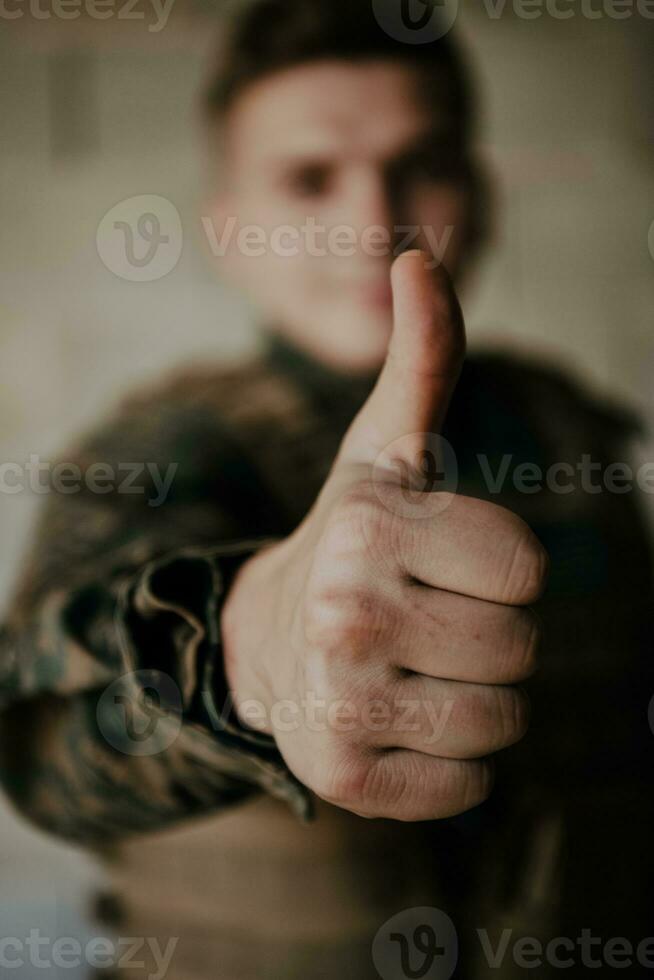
[222,251,548,821]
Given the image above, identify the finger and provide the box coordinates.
[338,250,465,467]
[339,751,494,822]
[371,675,530,760]
[391,587,541,685]
[390,493,549,605]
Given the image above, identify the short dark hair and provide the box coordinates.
[205,0,477,138]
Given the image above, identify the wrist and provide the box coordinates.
[221,541,282,733]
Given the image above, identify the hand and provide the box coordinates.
[222,251,548,821]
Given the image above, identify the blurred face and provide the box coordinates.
[211,59,475,372]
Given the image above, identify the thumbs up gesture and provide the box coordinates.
[223,252,548,821]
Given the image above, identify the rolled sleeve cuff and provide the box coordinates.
[117,541,312,822]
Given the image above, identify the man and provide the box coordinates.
[1,1,652,977]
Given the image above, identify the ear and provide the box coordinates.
[443,155,493,292]
[463,155,493,266]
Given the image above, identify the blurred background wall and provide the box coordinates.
[0,4,652,973]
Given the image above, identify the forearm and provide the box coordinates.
[0,539,309,846]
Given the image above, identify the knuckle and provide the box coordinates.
[362,754,408,815]
[304,588,356,647]
[460,758,495,810]
[425,758,494,818]
[492,606,542,684]
[322,749,414,819]
[502,520,549,604]
[456,687,487,736]
[324,752,495,820]
[460,685,529,752]
[320,747,372,809]
[506,608,542,681]
[304,587,382,660]
[326,484,391,556]
[496,686,530,746]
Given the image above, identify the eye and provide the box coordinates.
[391,145,464,187]
[284,163,333,200]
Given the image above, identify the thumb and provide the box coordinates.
[338,250,466,469]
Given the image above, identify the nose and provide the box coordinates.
[344,167,398,246]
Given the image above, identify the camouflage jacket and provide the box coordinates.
[0,336,653,978]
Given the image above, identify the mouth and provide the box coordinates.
[354,278,394,311]
[328,265,392,302]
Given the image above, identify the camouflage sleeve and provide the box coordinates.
[0,388,310,846]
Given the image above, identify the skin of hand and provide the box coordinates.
[222,250,548,821]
